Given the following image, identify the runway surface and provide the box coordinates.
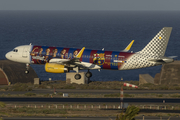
[0,97,180,103]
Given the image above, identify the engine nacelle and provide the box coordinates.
[45,63,68,73]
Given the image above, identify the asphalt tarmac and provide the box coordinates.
[0,97,180,103]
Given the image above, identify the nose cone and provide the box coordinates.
[5,52,11,60]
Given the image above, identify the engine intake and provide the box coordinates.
[45,63,68,73]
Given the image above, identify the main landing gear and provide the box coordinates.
[74,67,92,80]
[25,63,30,74]
[85,71,92,78]
[74,73,81,80]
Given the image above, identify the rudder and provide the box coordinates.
[139,27,172,56]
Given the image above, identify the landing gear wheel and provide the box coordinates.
[25,63,30,74]
[25,70,29,74]
[85,72,92,78]
[74,74,81,80]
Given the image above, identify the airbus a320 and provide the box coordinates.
[5,27,175,80]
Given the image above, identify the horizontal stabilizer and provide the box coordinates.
[123,40,134,52]
[148,56,174,63]
[168,56,178,59]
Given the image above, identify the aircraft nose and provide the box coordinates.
[5,52,11,60]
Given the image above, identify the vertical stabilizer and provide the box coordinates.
[140,27,172,56]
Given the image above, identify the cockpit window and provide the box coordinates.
[13,49,18,52]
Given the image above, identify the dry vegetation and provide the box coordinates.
[1,80,180,92]
[0,81,180,98]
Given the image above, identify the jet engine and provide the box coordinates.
[45,63,69,73]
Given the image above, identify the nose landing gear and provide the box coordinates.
[25,63,30,74]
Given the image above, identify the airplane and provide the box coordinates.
[5,27,175,80]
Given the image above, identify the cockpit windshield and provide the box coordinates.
[13,49,18,52]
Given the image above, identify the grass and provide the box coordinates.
[37,80,180,90]
[170,93,180,98]
[24,92,36,96]
[1,92,180,98]
[0,82,33,91]
[0,102,180,117]
[38,80,139,90]
[156,94,163,97]
[104,93,120,97]
[104,93,134,98]
[0,103,180,117]
[12,107,67,114]
[1,80,180,92]
[0,102,6,108]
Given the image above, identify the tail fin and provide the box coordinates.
[140,27,172,56]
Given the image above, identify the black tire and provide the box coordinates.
[25,70,29,74]
[85,72,92,78]
[74,74,81,80]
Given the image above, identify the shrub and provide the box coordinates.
[0,102,6,108]
[124,93,134,98]
[24,92,36,96]
[156,94,163,97]
[57,92,63,96]
[104,93,120,97]
[10,83,33,91]
[116,105,139,120]
[13,108,67,114]
[170,94,180,98]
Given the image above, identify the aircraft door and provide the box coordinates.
[22,47,28,58]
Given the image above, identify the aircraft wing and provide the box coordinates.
[49,47,85,65]
[49,47,101,70]
[122,40,134,52]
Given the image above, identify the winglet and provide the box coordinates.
[76,47,85,58]
[123,40,134,52]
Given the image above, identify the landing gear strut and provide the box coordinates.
[25,63,30,74]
